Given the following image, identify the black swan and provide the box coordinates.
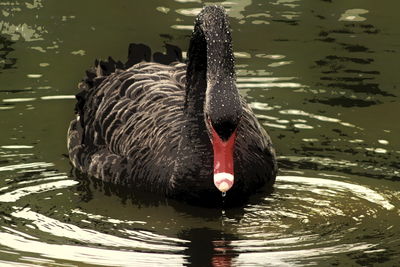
[67,6,277,206]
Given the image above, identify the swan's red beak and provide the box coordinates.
[211,126,236,193]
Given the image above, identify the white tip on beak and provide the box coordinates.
[214,173,234,193]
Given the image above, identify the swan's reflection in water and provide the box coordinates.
[179,228,237,267]
[212,240,235,267]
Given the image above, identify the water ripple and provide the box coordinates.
[0,231,187,267]
[0,162,54,172]
[10,208,186,252]
[0,179,78,202]
[278,176,394,210]
[279,109,357,128]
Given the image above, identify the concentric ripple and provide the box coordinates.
[0,161,188,266]
[221,175,399,266]
[0,162,398,266]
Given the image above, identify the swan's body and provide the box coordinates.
[67,6,277,206]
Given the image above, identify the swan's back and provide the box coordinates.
[68,51,187,192]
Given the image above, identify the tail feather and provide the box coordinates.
[153,44,183,65]
[126,43,152,68]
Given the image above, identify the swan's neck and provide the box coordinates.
[185,8,235,117]
[170,7,240,200]
[185,24,207,118]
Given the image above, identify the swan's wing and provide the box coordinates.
[68,44,187,190]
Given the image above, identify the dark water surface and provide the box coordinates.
[1,0,399,266]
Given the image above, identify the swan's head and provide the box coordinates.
[195,6,242,193]
[205,78,242,193]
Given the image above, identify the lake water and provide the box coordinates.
[0,0,399,266]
